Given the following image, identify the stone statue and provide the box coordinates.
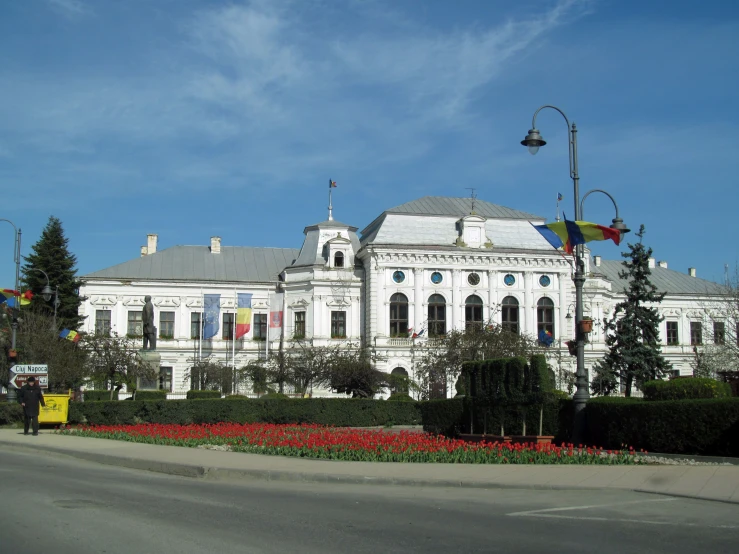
[142,295,157,350]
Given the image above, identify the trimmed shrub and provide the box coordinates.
[186,390,221,400]
[585,397,739,456]
[641,378,731,401]
[387,393,415,402]
[418,398,465,436]
[224,395,250,400]
[83,390,119,402]
[0,403,23,425]
[133,390,167,401]
[259,392,289,400]
[69,398,421,427]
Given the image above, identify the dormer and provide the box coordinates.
[456,214,490,248]
[324,233,353,268]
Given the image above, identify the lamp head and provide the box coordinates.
[521,129,546,155]
[566,312,573,320]
[42,284,53,302]
[610,217,630,235]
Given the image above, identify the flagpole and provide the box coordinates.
[265,293,270,360]
[198,288,202,363]
[328,182,333,221]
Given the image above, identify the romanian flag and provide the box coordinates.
[1,289,32,307]
[532,217,621,254]
[557,192,564,202]
[235,293,252,339]
[329,179,337,188]
[59,329,80,343]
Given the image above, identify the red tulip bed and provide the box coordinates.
[60,423,645,464]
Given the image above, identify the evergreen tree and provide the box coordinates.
[591,225,671,396]
[21,216,83,330]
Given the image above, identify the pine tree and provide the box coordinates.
[21,216,83,330]
[591,225,671,396]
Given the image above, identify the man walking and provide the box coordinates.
[19,376,45,436]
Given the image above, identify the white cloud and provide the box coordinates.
[46,0,91,18]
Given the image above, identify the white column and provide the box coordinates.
[452,269,462,330]
[413,268,423,332]
[558,271,568,341]
[523,271,534,335]
[376,265,385,336]
[487,269,497,323]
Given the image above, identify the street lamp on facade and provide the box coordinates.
[521,105,628,445]
[1,218,21,403]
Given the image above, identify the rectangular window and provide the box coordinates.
[253,314,267,340]
[690,322,702,346]
[666,321,679,346]
[95,310,111,335]
[159,367,173,392]
[294,312,306,338]
[223,313,234,340]
[159,311,175,339]
[190,313,202,339]
[127,311,143,337]
[331,311,346,338]
[714,321,725,345]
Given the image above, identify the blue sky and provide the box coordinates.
[1,0,737,287]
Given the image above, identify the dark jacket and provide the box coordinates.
[18,385,45,417]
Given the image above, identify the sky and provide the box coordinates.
[1,0,738,287]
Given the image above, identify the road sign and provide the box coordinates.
[8,367,49,389]
[10,364,48,374]
[10,374,48,389]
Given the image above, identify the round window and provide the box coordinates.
[430,271,443,284]
[504,274,516,287]
[467,273,480,286]
[539,275,551,287]
[392,270,405,284]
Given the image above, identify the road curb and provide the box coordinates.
[5,441,739,505]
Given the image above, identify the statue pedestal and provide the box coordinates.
[137,350,161,388]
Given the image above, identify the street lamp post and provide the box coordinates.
[1,219,21,403]
[26,268,59,329]
[521,106,627,445]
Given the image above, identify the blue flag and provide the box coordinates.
[203,294,221,339]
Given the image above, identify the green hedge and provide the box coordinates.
[132,390,167,401]
[585,397,739,456]
[387,393,415,402]
[69,398,422,427]
[418,398,465,435]
[83,390,119,401]
[642,378,731,401]
[186,390,221,400]
[0,403,23,425]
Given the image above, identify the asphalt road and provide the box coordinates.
[1,449,738,554]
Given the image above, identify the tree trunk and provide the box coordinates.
[539,405,544,436]
[625,374,633,397]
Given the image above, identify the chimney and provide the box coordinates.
[658,261,668,268]
[140,246,148,257]
[210,236,221,254]
[147,234,158,255]
[593,255,601,267]
[648,257,656,268]
[689,267,696,277]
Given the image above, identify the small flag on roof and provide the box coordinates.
[329,179,337,188]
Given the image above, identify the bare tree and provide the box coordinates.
[0,308,87,392]
[83,332,156,399]
[698,265,739,378]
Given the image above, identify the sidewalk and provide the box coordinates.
[1,429,738,504]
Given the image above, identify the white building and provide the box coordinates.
[79,196,725,395]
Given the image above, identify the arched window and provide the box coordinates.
[428,294,446,337]
[501,296,519,334]
[537,297,555,339]
[334,251,344,268]
[390,367,409,394]
[465,294,483,329]
[389,293,409,337]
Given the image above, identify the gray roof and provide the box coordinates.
[292,220,361,268]
[83,246,299,283]
[598,260,726,296]
[386,196,542,220]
